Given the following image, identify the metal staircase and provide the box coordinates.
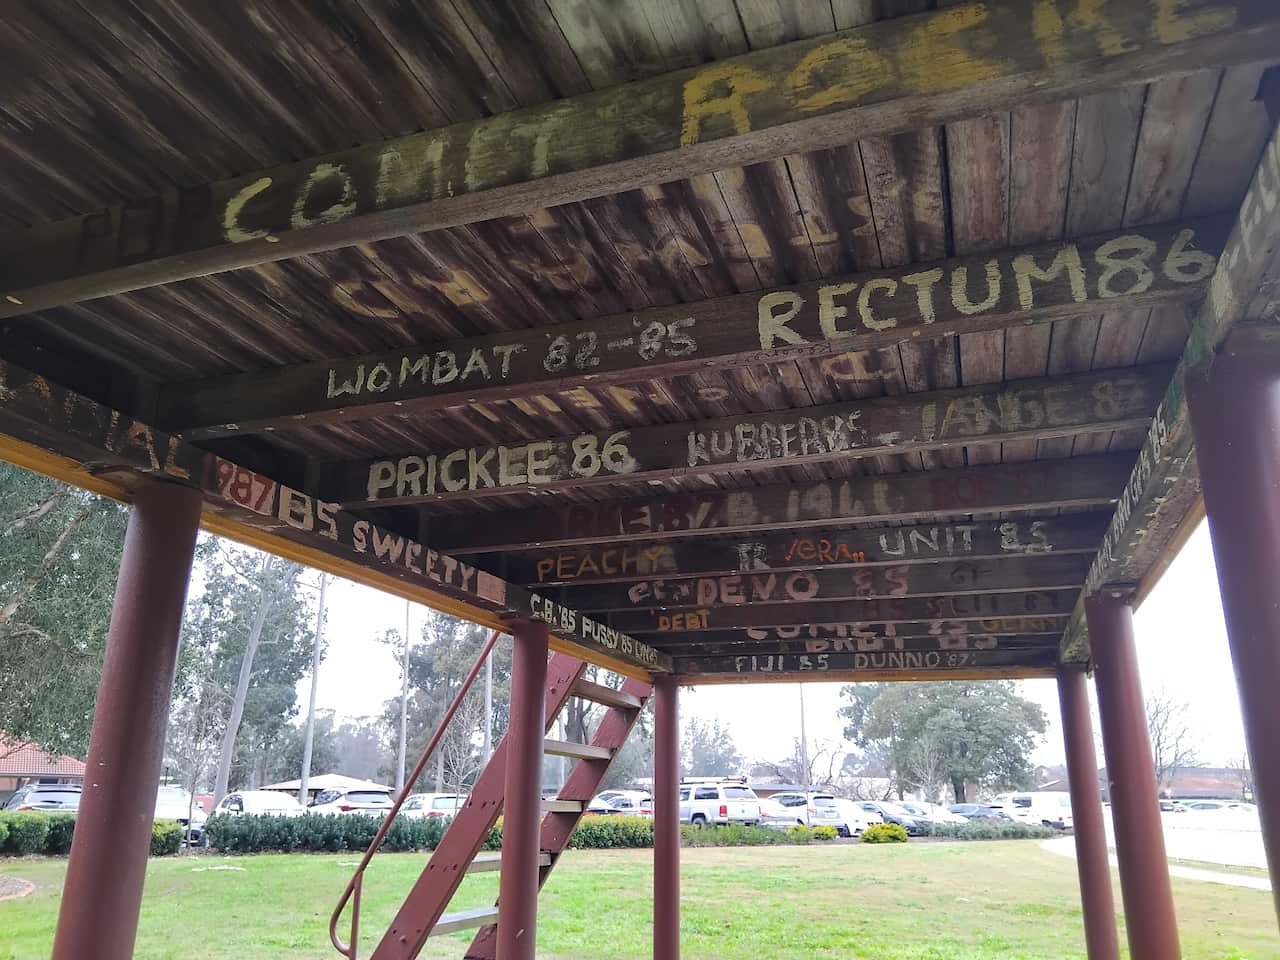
[330,642,652,960]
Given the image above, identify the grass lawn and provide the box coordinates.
[1,841,1276,959]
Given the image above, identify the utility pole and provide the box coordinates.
[798,684,811,791]
[396,600,411,793]
[299,572,327,805]
[482,645,494,764]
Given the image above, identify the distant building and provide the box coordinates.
[0,739,85,801]
[1036,765,1250,801]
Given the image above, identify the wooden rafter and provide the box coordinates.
[156,218,1226,436]
[509,515,1107,586]
[0,0,1275,317]
[431,455,1133,554]
[324,366,1169,506]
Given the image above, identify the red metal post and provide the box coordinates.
[51,481,202,960]
[1057,666,1120,960]
[1187,342,1280,925]
[653,674,680,960]
[1086,593,1180,960]
[497,620,548,960]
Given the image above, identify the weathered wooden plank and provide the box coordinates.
[329,366,1170,506]
[673,646,1060,678]
[157,218,1226,436]
[1062,122,1280,662]
[653,628,1063,654]
[0,356,669,675]
[567,554,1088,612]
[607,590,1078,634]
[513,514,1107,585]
[640,615,1068,642]
[432,454,1134,554]
[0,0,1275,317]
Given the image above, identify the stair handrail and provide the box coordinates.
[330,628,502,960]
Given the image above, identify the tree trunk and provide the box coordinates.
[434,748,444,794]
[213,559,278,805]
[952,775,967,804]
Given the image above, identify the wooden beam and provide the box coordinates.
[607,591,1078,634]
[327,366,1169,506]
[1,0,1273,316]
[513,515,1107,586]
[567,555,1088,613]
[159,219,1225,437]
[1062,123,1280,661]
[0,357,669,676]
[656,632,1062,656]
[432,456,1133,554]
[636,616,1068,642]
[673,646,1060,679]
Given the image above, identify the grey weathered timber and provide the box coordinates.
[432,456,1134,554]
[0,0,1275,317]
[513,515,1108,585]
[1062,124,1280,662]
[566,555,1089,613]
[656,632,1062,658]
[674,646,1061,680]
[0,356,669,675]
[606,592,1079,634]
[635,617,1068,643]
[157,219,1225,436]
[328,366,1169,506]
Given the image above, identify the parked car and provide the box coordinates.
[587,790,653,817]
[1159,798,1186,813]
[309,786,394,816]
[212,790,306,817]
[402,793,467,819]
[899,800,968,826]
[760,791,844,829]
[3,782,81,813]
[155,784,207,842]
[832,797,883,837]
[949,803,1011,822]
[990,792,1073,829]
[678,778,760,826]
[856,800,926,836]
[1182,799,1258,814]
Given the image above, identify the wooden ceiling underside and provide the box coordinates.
[0,1,1277,682]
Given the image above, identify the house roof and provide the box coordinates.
[0,740,86,779]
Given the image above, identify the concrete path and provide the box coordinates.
[1040,836,1272,891]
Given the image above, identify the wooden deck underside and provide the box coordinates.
[0,1,1277,682]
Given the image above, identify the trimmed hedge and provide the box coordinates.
[922,820,1055,841]
[680,824,789,847]
[0,812,188,857]
[151,820,184,856]
[204,813,447,854]
[566,816,652,849]
[812,825,838,841]
[862,822,909,843]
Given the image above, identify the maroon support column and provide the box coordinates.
[497,620,548,960]
[52,481,202,960]
[1086,594,1180,960]
[653,675,680,960]
[1188,344,1280,924]
[1057,667,1120,960]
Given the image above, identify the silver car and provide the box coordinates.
[762,791,844,828]
[4,782,81,813]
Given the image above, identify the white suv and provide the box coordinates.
[678,779,760,826]
[762,791,844,829]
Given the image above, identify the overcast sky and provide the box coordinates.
[301,519,1247,773]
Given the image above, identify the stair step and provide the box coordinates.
[544,738,613,761]
[431,906,499,937]
[467,851,551,874]
[573,679,642,710]
[541,798,584,814]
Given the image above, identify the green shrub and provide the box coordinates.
[862,822,909,844]
[206,813,453,855]
[922,820,1054,841]
[567,816,653,849]
[812,825,838,841]
[43,814,76,854]
[0,816,8,850]
[151,820,184,856]
[786,824,814,843]
[4,813,50,855]
[483,818,503,851]
[680,824,788,847]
